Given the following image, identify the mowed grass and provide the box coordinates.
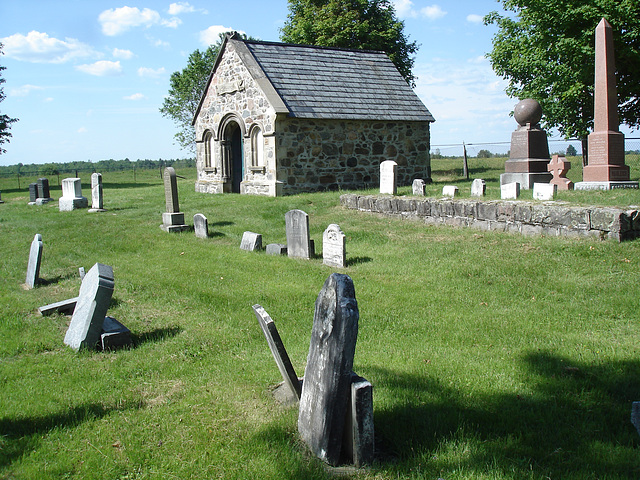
[0,166,640,479]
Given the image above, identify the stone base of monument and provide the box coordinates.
[88,207,107,213]
[35,197,54,205]
[574,181,639,191]
[59,196,89,211]
[500,172,552,190]
[100,316,132,350]
[161,212,189,232]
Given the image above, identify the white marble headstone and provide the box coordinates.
[379,160,397,195]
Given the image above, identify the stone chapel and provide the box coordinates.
[193,33,435,196]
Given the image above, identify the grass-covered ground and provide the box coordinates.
[1,163,639,479]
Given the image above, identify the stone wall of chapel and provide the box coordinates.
[275,117,431,195]
[194,42,278,194]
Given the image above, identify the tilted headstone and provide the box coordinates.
[379,160,397,195]
[547,154,574,190]
[25,234,43,288]
[442,185,458,197]
[285,209,312,259]
[266,243,287,255]
[100,316,132,350]
[253,304,302,400]
[28,183,38,203]
[64,263,114,351]
[59,178,88,211]
[412,179,426,196]
[88,173,105,212]
[298,273,359,466]
[471,178,486,197]
[323,224,346,268]
[240,231,262,251]
[193,213,209,239]
[501,181,520,200]
[38,297,78,316]
[343,373,374,468]
[533,182,556,201]
[161,167,188,232]
[37,178,52,202]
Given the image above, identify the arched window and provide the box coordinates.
[203,131,213,169]
[251,127,264,168]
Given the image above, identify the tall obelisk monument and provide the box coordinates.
[577,18,637,189]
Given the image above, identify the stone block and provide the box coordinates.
[343,373,374,467]
[442,185,458,197]
[471,178,486,197]
[501,182,520,199]
[240,231,262,251]
[533,183,557,200]
[266,243,287,255]
[379,160,397,195]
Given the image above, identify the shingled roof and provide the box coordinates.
[196,35,435,123]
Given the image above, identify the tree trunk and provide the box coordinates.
[462,143,469,180]
[581,137,588,166]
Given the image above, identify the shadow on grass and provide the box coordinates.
[131,326,182,347]
[0,401,142,468]
[346,256,373,267]
[369,351,640,477]
[210,221,234,227]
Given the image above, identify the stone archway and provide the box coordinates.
[221,119,244,193]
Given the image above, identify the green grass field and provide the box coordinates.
[1,165,640,479]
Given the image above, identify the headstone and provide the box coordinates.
[285,209,312,259]
[379,160,397,195]
[38,297,78,316]
[547,154,574,190]
[471,178,486,197]
[63,263,114,351]
[28,183,38,204]
[88,173,106,212]
[25,234,43,289]
[533,182,557,200]
[266,243,287,255]
[632,402,640,437]
[298,273,359,466]
[442,185,458,197]
[100,316,132,350]
[252,304,302,400]
[501,182,520,200]
[59,178,88,211]
[193,213,208,239]
[0,190,3,203]
[240,231,262,251]
[343,373,374,468]
[37,178,52,202]
[500,99,552,189]
[323,224,346,268]
[412,179,426,196]
[160,167,189,232]
[576,19,638,190]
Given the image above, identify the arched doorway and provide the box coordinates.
[223,122,244,193]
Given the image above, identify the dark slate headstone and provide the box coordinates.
[37,177,51,199]
[298,273,359,466]
[240,231,262,251]
[632,401,640,437]
[343,373,375,467]
[253,304,302,400]
[28,183,38,203]
[25,234,43,288]
[285,209,311,259]
[100,316,132,350]
[193,213,208,239]
[64,263,114,351]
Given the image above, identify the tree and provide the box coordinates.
[0,43,19,155]
[485,0,640,164]
[160,32,256,153]
[280,0,418,86]
[566,144,577,156]
[477,149,493,158]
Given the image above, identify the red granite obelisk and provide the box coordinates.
[581,18,631,185]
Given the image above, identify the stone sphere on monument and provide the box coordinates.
[514,98,542,126]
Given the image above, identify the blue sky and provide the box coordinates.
[0,0,621,166]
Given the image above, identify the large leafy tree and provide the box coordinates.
[485,0,640,162]
[280,0,418,86]
[0,43,19,155]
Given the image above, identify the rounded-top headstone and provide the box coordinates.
[514,98,542,126]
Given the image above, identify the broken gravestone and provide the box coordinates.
[25,234,43,289]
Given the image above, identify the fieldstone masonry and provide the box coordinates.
[340,194,640,241]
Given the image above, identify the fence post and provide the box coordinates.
[462,142,469,180]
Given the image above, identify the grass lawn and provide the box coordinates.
[1,164,639,479]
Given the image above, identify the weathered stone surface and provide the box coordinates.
[343,374,374,467]
[38,297,78,316]
[25,234,43,289]
[88,173,105,212]
[501,182,520,199]
[28,183,38,203]
[548,155,573,190]
[64,263,114,351]
[253,304,301,400]
[193,213,208,239]
[533,183,556,200]
[37,178,52,200]
[412,179,426,196]
[442,185,458,197]
[323,224,346,268]
[471,179,486,197]
[379,160,397,195]
[164,167,180,213]
[298,274,359,466]
[266,243,287,255]
[59,178,88,211]
[285,209,311,259]
[240,231,262,251]
[100,316,132,350]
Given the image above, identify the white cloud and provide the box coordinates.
[467,14,484,24]
[113,48,134,59]
[9,84,43,97]
[1,31,97,63]
[78,127,88,134]
[420,5,447,20]
[468,55,488,64]
[124,93,145,100]
[138,66,166,77]
[199,25,244,46]
[168,2,195,15]
[99,7,162,36]
[44,97,54,103]
[161,17,182,29]
[76,60,123,76]
[392,0,417,18]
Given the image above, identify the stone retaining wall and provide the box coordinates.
[340,194,640,241]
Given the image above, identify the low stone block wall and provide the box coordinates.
[340,194,640,241]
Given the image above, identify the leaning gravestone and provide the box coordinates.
[240,231,262,251]
[379,160,397,195]
[412,179,426,196]
[323,224,346,268]
[298,273,359,466]
[285,209,312,259]
[471,178,486,197]
[64,263,115,351]
[59,178,88,211]
[25,234,43,289]
[193,213,208,239]
[88,173,106,212]
[160,167,189,232]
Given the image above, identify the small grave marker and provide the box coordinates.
[266,243,287,255]
[379,160,397,195]
[240,231,262,251]
[533,182,557,200]
[285,209,312,259]
[323,224,346,268]
[344,374,374,468]
[25,234,43,289]
[442,185,459,197]
[471,179,486,197]
[412,179,426,196]
[193,213,209,239]
[88,173,106,212]
[501,182,520,199]
[28,183,38,204]
[547,154,574,190]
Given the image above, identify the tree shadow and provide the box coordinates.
[0,401,142,468]
[210,221,234,227]
[131,326,182,347]
[368,350,640,476]
[346,256,373,267]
